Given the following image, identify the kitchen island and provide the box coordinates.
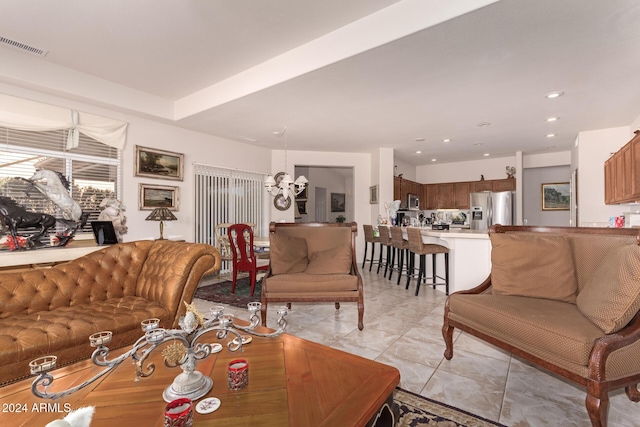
[400,226,491,294]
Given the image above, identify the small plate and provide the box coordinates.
[231,335,252,345]
[196,397,221,414]
[209,343,223,354]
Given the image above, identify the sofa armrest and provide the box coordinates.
[588,311,640,382]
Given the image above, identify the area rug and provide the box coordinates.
[194,278,261,309]
[394,388,506,427]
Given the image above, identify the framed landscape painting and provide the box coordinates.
[331,193,345,212]
[139,183,179,211]
[542,182,570,211]
[135,145,184,181]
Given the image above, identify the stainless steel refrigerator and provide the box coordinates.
[470,191,514,231]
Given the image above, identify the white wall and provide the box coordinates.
[416,155,517,183]
[575,126,631,226]
[270,150,371,260]
[0,83,271,242]
[394,157,416,181]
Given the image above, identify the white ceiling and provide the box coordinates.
[1,0,639,166]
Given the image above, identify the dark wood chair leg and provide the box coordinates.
[335,302,340,309]
[357,299,364,331]
[625,384,640,402]
[444,253,449,295]
[432,253,436,289]
[384,245,391,277]
[442,319,454,360]
[377,246,384,274]
[362,241,368,268]
[388,247,396,280]
[260,301,268,326]
[415,255,425,296]
[397,249,404,286]
[406,252,413,290]
[586,392,609,427]
[369,244,376,271]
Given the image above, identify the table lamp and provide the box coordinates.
[145,207,177,240]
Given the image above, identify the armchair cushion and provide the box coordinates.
[576,244,640,333]
[304,245,352,274]
[490,233,578,303]
[270,234,309,274]
[263,272,358,293]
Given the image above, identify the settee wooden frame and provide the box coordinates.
[261,221,365,330]
[442,225,640,427]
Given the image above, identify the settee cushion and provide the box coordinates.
[262,272,358,293]
[490,233,578,303]
[448,294,604,366]
[270,234,309,274]
[304,245,352,274]
[576,244,640,333]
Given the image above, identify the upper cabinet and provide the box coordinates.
[604,130,640,204]
[393,176,516,209]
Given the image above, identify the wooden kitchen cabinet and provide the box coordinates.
[425,184,439,209]
[453,182,471,209]
[604,130,640,204]
[438,183,454,209]
[492,178,516,192]
[472,180,493,192]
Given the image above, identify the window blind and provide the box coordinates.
[0,126,121,235]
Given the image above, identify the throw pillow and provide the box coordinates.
[270,234,309,275]
[490,233,578,303]
[576,244,640,334]
[304,245,352,274]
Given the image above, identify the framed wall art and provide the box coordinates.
[369,185,378,204]
[541,182,570,211]
[331,192,345,212]
[135,145,184,181]
[139,183,179,211]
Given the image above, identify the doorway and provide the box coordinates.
[315,187,327,222]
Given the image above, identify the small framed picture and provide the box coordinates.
[541,182,570,211]
[296,200,307,215]
[135,145,184,181]
[139,183,179,211]
[369,185,378,204]
[331,193,345,212]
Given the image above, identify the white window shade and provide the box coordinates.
[0,93,128,150]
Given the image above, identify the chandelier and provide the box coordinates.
[264,127,308,201]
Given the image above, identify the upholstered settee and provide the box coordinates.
[0,240,221,386]
[261,222,364,330]
[442,225,640,427]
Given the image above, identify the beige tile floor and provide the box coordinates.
[194,267,640,427]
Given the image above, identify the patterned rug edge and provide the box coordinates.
[394,387,507,427]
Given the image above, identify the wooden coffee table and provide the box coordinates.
[0,331,400,426]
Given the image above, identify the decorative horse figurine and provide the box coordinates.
[0,196,57,248]
[24,169,82,221]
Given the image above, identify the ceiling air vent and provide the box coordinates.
[0,36,48,57]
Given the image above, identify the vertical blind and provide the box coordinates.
[194,163,264,247]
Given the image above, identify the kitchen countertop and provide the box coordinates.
[409,226,489,240]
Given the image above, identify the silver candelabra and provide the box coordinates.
[29,301,288,402]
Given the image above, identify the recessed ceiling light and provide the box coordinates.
[240,136,258,142]
[483,153,490,157]
[443,139,451,143]
[546,133,556,138]
[545,91,564,99]
[546,117,559,122]
[416,150,422,154]
[431,158,437,162]
[474,143,483,146]
[477,122,491,127]
[415,137,425,142]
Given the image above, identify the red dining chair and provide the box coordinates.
[228,223,269,296]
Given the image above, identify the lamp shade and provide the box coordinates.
[145,207,177,222]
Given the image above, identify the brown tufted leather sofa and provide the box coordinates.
[0,240,221,386]
[443,225,640,427]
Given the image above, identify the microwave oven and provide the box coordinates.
[407,194,420,210]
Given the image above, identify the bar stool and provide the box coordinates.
[362,224,381,271]
[388,226,410,285]
[377,225,393,277]
[405,227,449,296]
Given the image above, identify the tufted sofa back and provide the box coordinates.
[0,240,220,323]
